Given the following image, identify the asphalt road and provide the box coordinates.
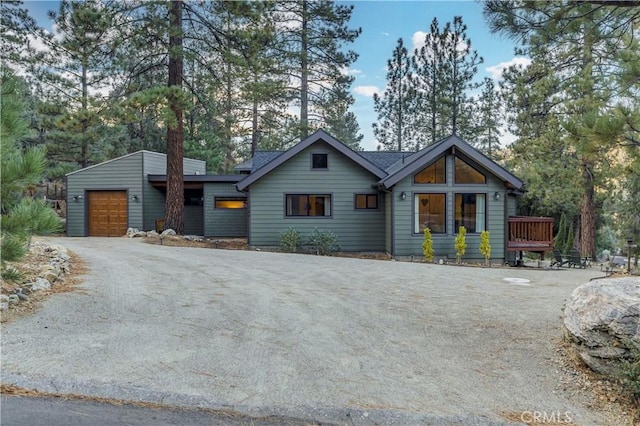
[1,237,607,425]
[0,395,317,426]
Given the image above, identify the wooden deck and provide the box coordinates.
[507,216,554,255]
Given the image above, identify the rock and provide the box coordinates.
[564,277,640,375]
[147,230,159,237]
[161,229,176,236]
[8,295,19,304]
[30,277,52,292]
[0,302,8,311]
[17,292,28,301]
[20,287,31,295]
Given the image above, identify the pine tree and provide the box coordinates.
[373,38,416,151]
[1,72,62,275]
[475,77,502,159]
[484,1,637,259]
[274,0,361,140]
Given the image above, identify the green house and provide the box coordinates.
[66,130,552,263]
[237,130,545,263]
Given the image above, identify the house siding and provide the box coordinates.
[392,154,507,261]
[203,183,247,237]
[141,152,206,232]
[66,152,144,237]
[248,142,385,251]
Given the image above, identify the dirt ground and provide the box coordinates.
[2,237,637,425]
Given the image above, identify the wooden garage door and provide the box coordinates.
[88,191,128,236]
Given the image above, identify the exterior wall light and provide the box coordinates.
[400,191,406,201]
[130,195,139,201]
[494,192,501,201]
[73,195,84,201]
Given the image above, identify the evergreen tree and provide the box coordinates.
[165,0,185,234]
[412,18,446,146]
[0,0,39,70]
[274,0,361,140]
[484,1,638,259]
[475,77,502,159]
[33,0,123,168]
[373,38,416,151]
[1,72,62,275]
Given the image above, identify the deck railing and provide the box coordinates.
[507,216,554,254]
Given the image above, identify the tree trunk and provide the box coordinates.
[251,94,259,155]
[299,0,309,140]
[165,0,184,234]
[81,62,89,168]
[580,161,596,259]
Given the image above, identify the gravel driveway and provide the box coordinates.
[1,237,608,425]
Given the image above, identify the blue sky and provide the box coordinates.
[25,0,525,151]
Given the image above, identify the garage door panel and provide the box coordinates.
[88,191,128,237]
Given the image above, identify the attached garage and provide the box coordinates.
[87,191,128,236]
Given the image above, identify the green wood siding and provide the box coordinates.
[204,183,247,237]
[392,154,508,261]
[66,152,144,237]
[248,142,385,251]
[67,151,206,236]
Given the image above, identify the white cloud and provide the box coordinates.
[486,57,532,80]
[412,31,427,51]
[381,32,390,37]
[354,85,381,97]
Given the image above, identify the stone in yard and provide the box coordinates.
[17,292,28,301]
[564,277,640,375]
[147,230,158,237]
[8,295,19,304]
[30,277,52,292]
[0,302,8,311]
[161,229,176,236]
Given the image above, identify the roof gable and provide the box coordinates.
[378,134,524,190]
[236,130,386,191]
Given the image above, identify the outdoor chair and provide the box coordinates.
[568,249,587,268]
[551,248,570,268]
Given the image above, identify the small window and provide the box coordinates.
[414,193,446,234]
[286,194,331,217]
[215,197,247,209]
[414,156,446,184]
[355,194,378,209]
[311,153,328,169]
[455,157,486,184]
[455,193,486,233]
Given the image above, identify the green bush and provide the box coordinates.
[422,227,434,262]
[279,227,301,252]
[307,228,340,255]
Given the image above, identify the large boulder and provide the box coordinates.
[564,277,640,375]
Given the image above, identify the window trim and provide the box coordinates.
[284,193,333,218]
[413,156,447,185]
[454,192,487,233]
[310,152,329,170]
[214,196,247,209]
[413,192,447,235]
[454,156,486,185]
[354,193,379,210]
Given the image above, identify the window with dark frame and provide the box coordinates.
[311,153,328,169]
[454,157,486,184]
[414,193,446,234]
[215,197,247,209]
[355,194,378,209]
[286,194,331,217]
[454,193,486,233]
[414,156,446,184]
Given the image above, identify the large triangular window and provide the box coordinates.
[414,156,446,184]
[454,157,485,184]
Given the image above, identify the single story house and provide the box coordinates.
[65,151,247,238]
[66,130,553,262]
